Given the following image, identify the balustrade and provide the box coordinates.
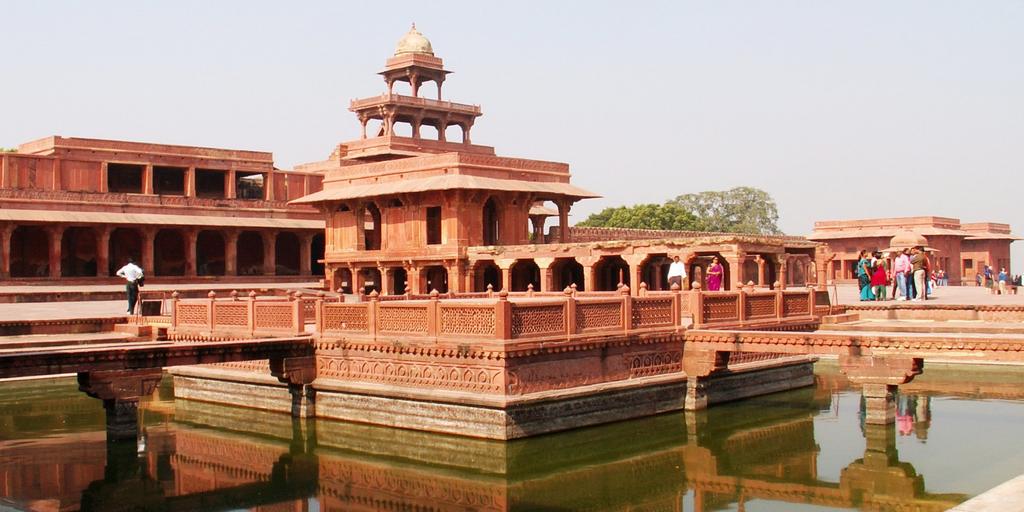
[689,287,818,329]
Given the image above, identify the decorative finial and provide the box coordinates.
[411,22,416,30]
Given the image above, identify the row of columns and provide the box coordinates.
[101,163,279,201]
[358,110,474,144]
[0,224,318,279]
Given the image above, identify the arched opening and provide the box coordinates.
[237,231,264,276]
[423,265,448,293]
[551,258,585,291]
[689,253,731,291]
[196,231,226,276]
[60,227,98,277]
[388,267,408,295]
[392,121,413,138]
[743,259,759,286]
[335,268,353,294]
[640,254,672,291]
[363,203,382,250]
[359,267,382,295]
[420,124,439,140]
[275,232,300,275]
[594,256,630,291]
[153,229,185,276]
[473,260,501,292]
[445,124,463,143]
[311,233,325,276]
[10,226,49,278]
[109,228,142,276]
[510,259,540,291]
[482,197,500,246]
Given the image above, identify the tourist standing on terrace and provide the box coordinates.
[115,258,144,314]
[871,258,888,301]
[706,257,724,291]
[667,256,687,289]
[998,268,1009,294]
[910,247,926,300]
[857,250,874,301]
[893,249,912,300]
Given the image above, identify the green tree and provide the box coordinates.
[0,148,17,153]
[577,203,701,231]
[667,186,781,235]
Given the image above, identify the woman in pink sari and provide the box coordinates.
[706,257,724,291]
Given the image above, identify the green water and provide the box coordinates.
[2,362,1023,511]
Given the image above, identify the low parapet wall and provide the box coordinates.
[845,303,1024,322]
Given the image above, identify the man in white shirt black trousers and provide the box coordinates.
[667,255,687,289]
[115,258,144,314]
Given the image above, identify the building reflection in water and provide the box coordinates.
[0,367,1007,511]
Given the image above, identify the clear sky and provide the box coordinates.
[3,1,1021,268]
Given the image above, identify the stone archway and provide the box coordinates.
[360,267,382,294]
[10,226,49,278]
[482,197,500,245]
[109,228,142,276]
[473,260,501,292]
[237,231,264,276]
[423,265,448,293]
[196,231,226,276]
[311,233,325,276]
[275,232,300,275]
[640,254,672,291]
[510,259,540,291]
[551,258,585,291]
[593,256,630,291]
[60,227,98,277]
[363,203,382,250]
[335,268,353,294]
[388,267,408,295]
[153,229,186,276]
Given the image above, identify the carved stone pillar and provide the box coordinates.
[724,252,745,291]
[183,229,197,278]
[1,224,14,278]
[579,256,599,293]
[407,264,421,294]
[623,254,648,295]
[224,230,239,276]
[184,167,196,197]
[776,255,789,290]
[497,259,515,292]
[262,231,276,276]
[446,261,463,293]
[46,225,63,279]
[754,255,767,286]
[97,226,112,277]
[142,164,154,195]
[840,355,923,424]
[78,369,163,442]
[140,229,155,276]
[530,216,544,243]
[379,266,390,295]
[225,169,236,199]
[556,199,571,243]
[535,257,555,292]
[300,233,313,276]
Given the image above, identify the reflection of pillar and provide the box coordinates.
[78,369,163,442]
[97,226,111,277]
[262,232,276,275]
[46,225,63,279]
[225,230,238,276]
[0,225,12,278]
[183,229,197,277]
[299,234,313,276]
[840,355,923,425]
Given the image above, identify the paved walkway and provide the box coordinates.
[831,283,1024,306]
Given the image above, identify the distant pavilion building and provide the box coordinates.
[808,216,1018,285]
[294,26,825,294]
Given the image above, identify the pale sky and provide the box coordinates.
[3,1,1022,268]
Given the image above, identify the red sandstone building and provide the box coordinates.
[293,26,825,294]
[0,136,326,282]
[809,216,1018,285]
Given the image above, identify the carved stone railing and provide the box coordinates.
[689,287,818,329]
[169,290,306,339]
[316,287,687,343]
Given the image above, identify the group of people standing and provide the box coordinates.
[857,247,933,301]
[977,265,1022,295]
[665,255,725,291]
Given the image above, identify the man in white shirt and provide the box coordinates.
[667,255,687,289]
[115,258,144,314]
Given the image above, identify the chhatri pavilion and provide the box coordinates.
[293,25,825,294]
